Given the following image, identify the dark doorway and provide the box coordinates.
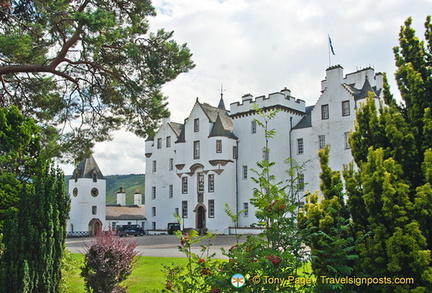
[196,205,206,235]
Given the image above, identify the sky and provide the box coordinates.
[62,0,432,175]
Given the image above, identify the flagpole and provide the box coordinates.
[328,34,331,67]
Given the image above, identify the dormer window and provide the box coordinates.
[92,172,97,182]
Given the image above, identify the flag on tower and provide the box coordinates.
[328,35,335,55]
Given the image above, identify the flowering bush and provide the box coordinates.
[163,229,221,293]
[81,230,138,293]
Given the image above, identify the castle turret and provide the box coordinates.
[68,155,106,236]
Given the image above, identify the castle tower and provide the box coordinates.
[67,155,107,236]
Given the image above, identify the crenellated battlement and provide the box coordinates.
[230,88,306,115]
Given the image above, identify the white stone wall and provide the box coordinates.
[68,177,107,233]
[145,118,179,230]
[144,66,384,233]
[292,66,383,198]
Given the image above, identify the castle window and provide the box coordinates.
[166,136,171,148]
[298,173,305,191]
[297,138,304,154]
[152,207,156,217]
[152,222,156,229]
[182,177,188,194]
[242,165,248,179]
[342,100,350,116]
[251,120,257,134]
[233,146,238,159]
[175,208,179,215]
[198,173,205,193]
[321,104,329,120]
[208,174,214,192]
[216,140,222,153]
[243,202,249,217]
[182,201,188,218]
[319,135,326,149]
[193,141,200,159]
[92,172,97,182]
[169,184,173,198]
[169,158,174,171]
[208,200,215,218]
[262,147,269,161]
[152,186,156,199]
[344,132,350,149]
[157,138,162,149]
[92,206,97,215]
[194,118,199,132]
[152,160,157,173]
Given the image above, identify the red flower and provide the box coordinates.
[211,288,221,293]
[198,258,205,264]
[266,255,281,266]
[180,233,190,246]
[166,282,173,290]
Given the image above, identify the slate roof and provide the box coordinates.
[345,78,382,100]
[209,113,238,139]
[199,102,234,131]
[73,155,105,179]
[105,205,146,220]
[168,122,183,137]
[292,106,314,129]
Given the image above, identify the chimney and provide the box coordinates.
[117,187,126,206]
[134,189,142,206]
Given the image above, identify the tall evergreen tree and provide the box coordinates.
[345,17,432,291]
[299,146,357,292]
[302,17,432,292]
[0,160,70,292]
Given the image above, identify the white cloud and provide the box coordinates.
[64,0,432,174]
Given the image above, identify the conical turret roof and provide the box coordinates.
[72,155,105,180]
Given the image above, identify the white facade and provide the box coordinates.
[145,65,384,233]
[68,157,146,236]
[67,156,107,236]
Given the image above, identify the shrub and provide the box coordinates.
[81,231,138,293]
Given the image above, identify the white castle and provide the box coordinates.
[144,65,383,234]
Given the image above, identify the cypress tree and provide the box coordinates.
[0,161,70,292]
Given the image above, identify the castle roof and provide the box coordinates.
[73,155,105,180]
[346,77,382,100]
[292,106,314,129]
[209,113,238,139]
[106,205,146,220]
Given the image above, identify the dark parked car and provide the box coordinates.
[116,224,146,237]
[167,223,181,235]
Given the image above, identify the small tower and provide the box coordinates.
[117,187,126,206]
[67,155,107,236]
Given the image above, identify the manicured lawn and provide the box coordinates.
[66,254,189,293]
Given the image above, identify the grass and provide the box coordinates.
[66,254,312,292]
[65,254,189,293]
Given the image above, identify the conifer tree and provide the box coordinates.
[0,161,70,292]
[299,146,357,292]
[344,17,432,291]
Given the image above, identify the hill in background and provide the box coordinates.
[105,174,145,204]
[65,174,145,205]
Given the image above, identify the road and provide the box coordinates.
[66,234,245,258]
